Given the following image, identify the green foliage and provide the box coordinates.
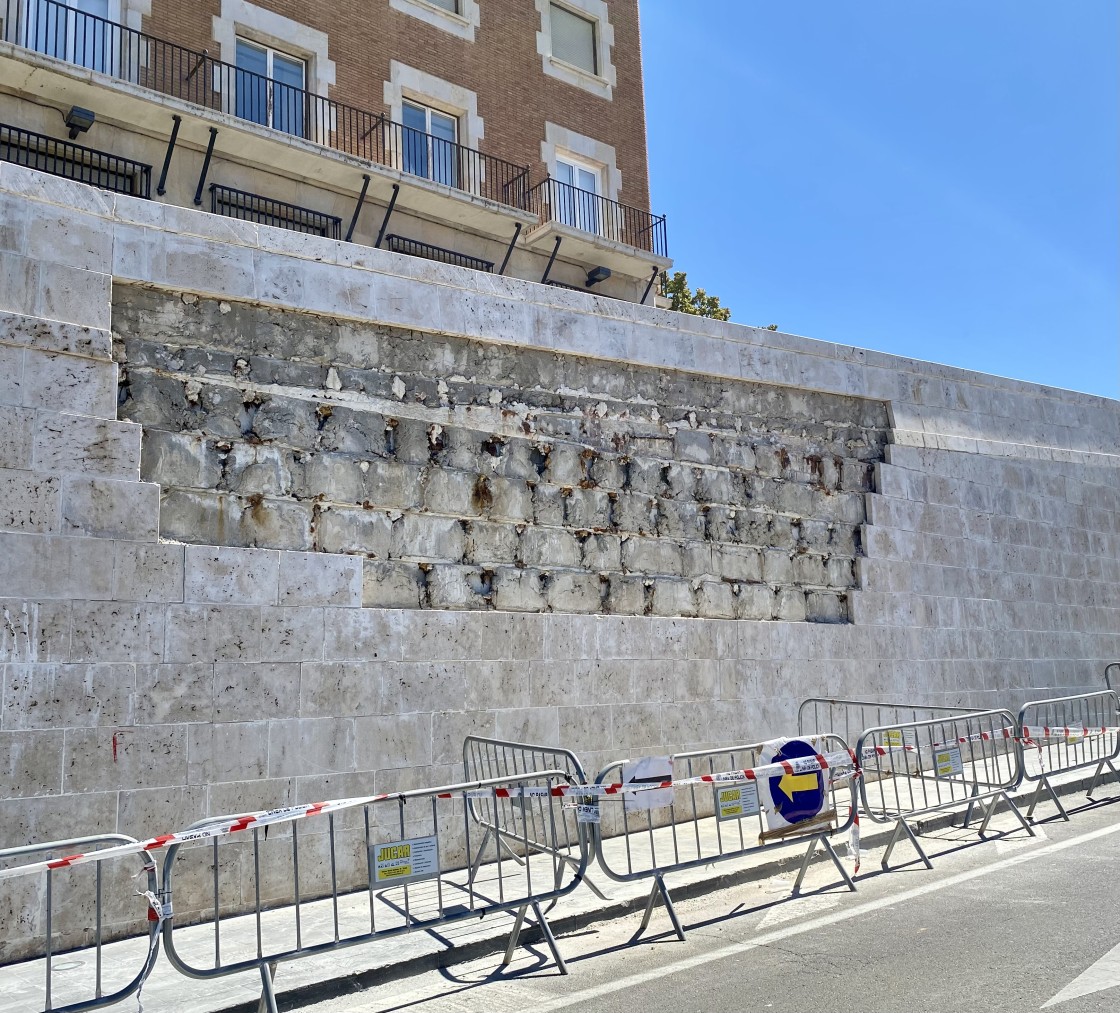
[659,271,732,321]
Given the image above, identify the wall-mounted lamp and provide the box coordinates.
[585,265,611,288]
[64,106,96,140]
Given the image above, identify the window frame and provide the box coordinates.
[534,0,615,100]
[547,2,597,77]
[234,35,308,137]
[388,0,479,42]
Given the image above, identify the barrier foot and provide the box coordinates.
[636,874,685,942]
[1026,775,1069,823]
[257,962,278,1013]
[978,791,1035,839]
[821,836,857,893]
[1087,759,1120,799]
[792,836,854,895]
[791,836,819,896]
[502,904,528,968]
[882,819,932,871]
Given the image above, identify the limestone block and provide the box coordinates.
[260,606,326,662]
[133,663,215,724]
[251,395,320,446]
[139,430,222,490]
[737,584,775,620]
[61,476,159,541]
[1,662,133,729]
[673,430,714,465]
[0,730,64,797]
[662,701,710,746]
[362,560,425,609]
[322,607,402,663]
[657,499,704,540]
[70,602,165,663]
[716,544,762,583]
[614,493,658,535]
[422,468,483,517]
[650,579,697,618]
[564,488,614,530]
[775,587,808,622]
[0,533,114,600]
[432,710,497,765]
[611,703,662,749]
[221,444,292,498]
[214,662,301,722]
[463,520,519,564]
[664,463,697,499]
[806,590,848,624]
[462,658,530,710]
[0,469,59,533]
[697,581,736,620]
[623,536,683,576]
[268,718,356,778]
[544,571,602,613]
[394,660,467,715]
[491,568,546,612]
[29,413,141,481]
[532,484,567,526]
[363,459,423,511]
[544,444,586,486]
[187,722,269,785]
[0,342,25,409]
[354,713,433,769]
[38,263,111,330]
[317,507,392,557]
[582,533,622,571]
[487,475,534,523]
[590,454,627,491]
[793,553,827,586]
[278,551,363,608]
[683,542,715,577]
[626,459,665,497]
[0,598,72,663]
[761,549,793,584]
[520,527,581,568]
[0,406,32,470]
[695,468,737,505]
[21,348,116,419]
[63,725,188,792]
[605,574,647,615]
[426,565,491,609]
[496,706,560,746]
[557,704,612,756]
[0,253,39,317]
[388,514,465,562]
[300,662,383,718]
[184,545,279,605]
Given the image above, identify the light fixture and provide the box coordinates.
[64,106,96,140]
[585,265,611,288]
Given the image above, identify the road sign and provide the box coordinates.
[759,737,826,831]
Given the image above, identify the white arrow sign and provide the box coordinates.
[1042,941,1120,1008]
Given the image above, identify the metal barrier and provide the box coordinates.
[855,708,1031,870]
[1016,690,1120,821]
[463,736,604,901]
[1106,663,1119,694]
[591,736,858,941]
[798,697,984,742]
[0,835,160,1013]
[160,770,587,1011]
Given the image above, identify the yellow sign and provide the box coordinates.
[934,747,963,778]
[716,782,760,821]
[372,835,439,886]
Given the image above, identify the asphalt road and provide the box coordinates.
[300,795,1120,1013]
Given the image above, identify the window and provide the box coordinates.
[401,100,458,187]
[235,38,306,137]
[427,0,457,10]
[549,3,595,75]
[554,155,601,234]
[26,0,118,73]
[387,0,478,41]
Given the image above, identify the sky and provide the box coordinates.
[639,1,1119,400]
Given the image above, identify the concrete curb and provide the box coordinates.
[214,770,1117,1012]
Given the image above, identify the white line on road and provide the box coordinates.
[524,819,1120,1013]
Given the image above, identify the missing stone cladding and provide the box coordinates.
[113,287,890,622]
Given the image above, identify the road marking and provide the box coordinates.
[1041,941,1120,1009]
[523,819,1120,1013]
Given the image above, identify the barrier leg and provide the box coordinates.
[959,783,981,829]
[258,963,278,1013]
[820,836,857,893]
[636,873,685,942]
[791,836,819,896]
[977,791,1035,839]
[882,819,932,871]
[502,904,528,967]
[1025,775,1069,823]
[1087,759,1120,798]
[531,901,568,975]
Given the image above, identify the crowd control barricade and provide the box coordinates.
[1106,663,1119,694]
[0,835,161,1013]
[1016,690,1120,821]
[160,770,587,1012]
[463,735,605,901]
[855,708,1031,870]
[798,697,984,742]
[591,735,858,941]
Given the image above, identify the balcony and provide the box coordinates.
[523,176,671,279]
[0,0,533,236]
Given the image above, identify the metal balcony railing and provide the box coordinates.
[209,183,341,237]
[526,177,668,258]
[1,0,531,209]
[0,121,151,196]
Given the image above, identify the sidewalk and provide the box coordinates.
[2,760,1115,1013]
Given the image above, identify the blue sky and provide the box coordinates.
[639,1,1119,400]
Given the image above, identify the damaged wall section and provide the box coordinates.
[113,288,890,621]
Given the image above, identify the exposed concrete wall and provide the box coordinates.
[1,162,1119,954]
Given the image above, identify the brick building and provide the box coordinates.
[0,0,669,298]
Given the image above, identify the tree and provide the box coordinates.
[660,271,732,321]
